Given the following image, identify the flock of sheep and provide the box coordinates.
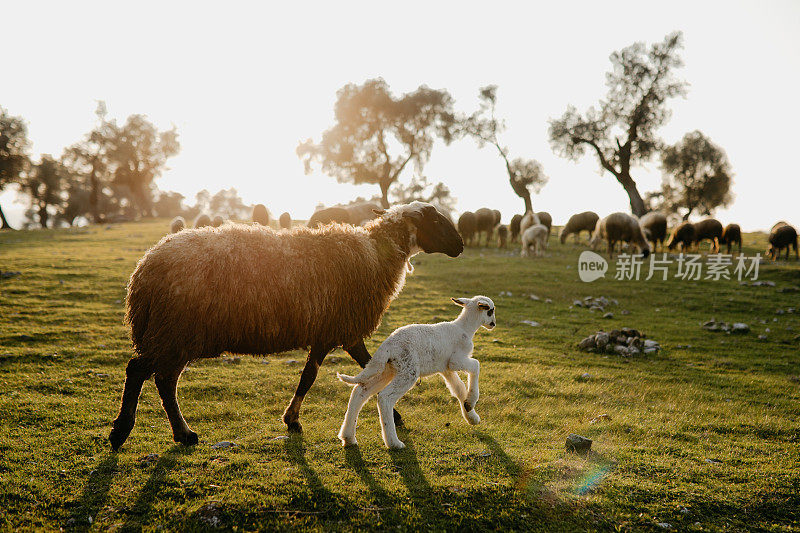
[457,208,799,260]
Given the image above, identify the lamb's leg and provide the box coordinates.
[109,356,154,450]
[344,340,403,426]
[377,370,417,449]
[338,366,394,446]
[441,370,479,425]
[154,368,197,446]
[448,358,480,411]
[282,345,331,433]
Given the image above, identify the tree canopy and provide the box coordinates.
[548,32,687,216]
[652,130,734,220]
[0,107,31,229]
[297,79,458,208]
[390,175,456,217]
[21,155,68,228]
[463,85,547,214]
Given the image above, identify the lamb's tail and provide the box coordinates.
[337,346,391,386]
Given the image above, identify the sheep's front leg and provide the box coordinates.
[447,359,481,425]
[282,345,331,433]
[441,370,479,425]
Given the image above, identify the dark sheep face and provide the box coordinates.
[409,205,464,257]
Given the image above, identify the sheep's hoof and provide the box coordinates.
[393,409,403,427]
[388,441,406,450]
[339,436,358,447]
[466,411,481,425]
[175,431,199,446]
[287,421,303,433]
[109,418,133,451]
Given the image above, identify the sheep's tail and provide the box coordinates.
[337,346,391,386]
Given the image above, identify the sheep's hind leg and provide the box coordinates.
[338,366,394,446]
[377,369,417,449]
[109,356,154,450]
[282,345,331,433]
[154,368,197,446]
[344,340,404,426]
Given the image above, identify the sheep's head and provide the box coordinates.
[452,295,496,330]
[381,202,463,257]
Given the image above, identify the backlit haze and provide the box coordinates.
[3,1,799,230]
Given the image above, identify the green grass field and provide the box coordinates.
[1,220,799,532]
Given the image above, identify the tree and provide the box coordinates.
[548,32,687,216]
[21,155,67,228]
[463,86,547,213]
[106,114,180,217]
[0,107,31,229]
[297,79,458,208]
[153,190,186,218]
[391,175,456,217]
[208,188,250,219]
[654,131,733,220]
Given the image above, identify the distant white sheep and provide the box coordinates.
[337,295,495,449]
[521,224,549,257]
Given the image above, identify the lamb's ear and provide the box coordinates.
[372,209,386,216]
[451,297,468,307]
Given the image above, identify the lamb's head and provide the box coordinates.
[452,295,496,330]
[379,202,464,257]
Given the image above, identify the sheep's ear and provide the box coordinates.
[372,209,386,216]
[451,297,468,307]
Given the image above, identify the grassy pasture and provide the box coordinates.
[1,220,799,531]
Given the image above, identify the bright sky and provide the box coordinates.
[2,1,799,230]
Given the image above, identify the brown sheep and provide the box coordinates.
[346,202,382,225]
[194,214,212,228]
[639,212,668,252]
[559,211,599,244]
[693,219,723,253]
[279,212,292,230]
[474,208,496,246]
[772,221,788,232]
[721,223,742,254]
[307,207,352,228]
[252,204,270,226]
[767,224,799,260]
[496,224,508,248]
[457,211,477,246]
[212,215,225,228]
[590,212,651,258]
[509,214,523,242]
[536,212,552,234]
[108,202,464,450]
[666,222,696,252]
[170,216,186,234]
[492,209,502,226]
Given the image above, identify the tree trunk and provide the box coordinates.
[39,204,49,228]
[617,173,646,217]
[507,176,533,214]
[89,170,100,223]
[0,203,12,230]
[379,181,391,209]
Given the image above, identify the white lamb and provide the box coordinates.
[521,224,549,257]
[337,295,496,449]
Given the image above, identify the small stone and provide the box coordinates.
[578,336,596,350]
[704,458,723,464]
[223,356,241,365]
[643,339,659,349]
[776,309,785,315]
[730,323,749,333]
[544,298,552,304]
[590,413,611,423]
[211,441,237,449]
[613,345,630,356]
[138,453,159,465]
[528,294,540,301]
[602,312,613,319]
[595,332,610,349]
[270,435,289,441]
[285,359,299,364]
[579,372,592,380]
[565,433,592,454]
[758,335,767,341]
[573,300,583,307]
[521,320,541,327]
[621,309,630,315]
[627,346,641,356]
[656,523,672,530]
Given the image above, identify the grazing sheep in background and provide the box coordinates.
[521,224,549,257]
[509,214,523,242]
[559,211,599,244]
[307,206,352,228]
[693,218,723,253]
[518,211,541,236]
[474,208,496,246]
[337,296,494,449]
[458,211,477,246]
[639,212,668,252]
[666,222,696,252]
[108,202,464,450]
[212,215,225,228]
[496,224,508,248]
[590,212,651,258]
[536,212,552,235]
[772,221,788,232]
[252,204,270,226]
[346,202,382,225]
[194,214,212,228]
[721,223,742,254]
[170,216,186,234]
[767,224,799,260]
[492,209,502,226]
[279,212,292,230]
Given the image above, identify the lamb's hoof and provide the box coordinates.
[388,441,406,450]
[339,436,358,447]
[175,431,199,446]
[109,418,133,451]
[466,410,481,425]
[287,421,303,433]
[393,409,403,427]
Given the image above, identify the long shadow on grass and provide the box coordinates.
[344,446,389,502]
[120,446,193,531]
[284,435,337,511]
[388,428,434,508]
[70,453,118,527]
